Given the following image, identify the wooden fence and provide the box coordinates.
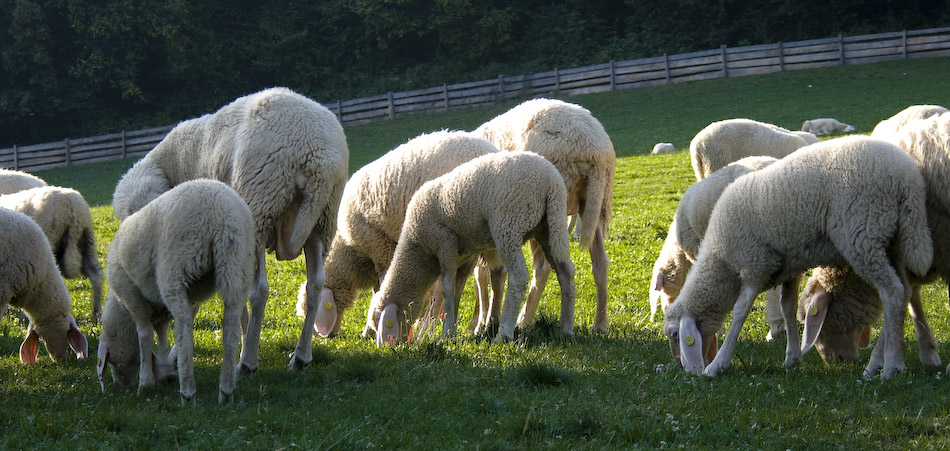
[3,27,949,172]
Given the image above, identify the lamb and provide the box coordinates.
[663,136,932,379]
[689,118,811,180]
[0,186,103,318]
[870,104,948,139]
[105,179,256,404]
[474,98,614,334]
[651,142,675,154]
[800,118,855,135]
[370,151,576,344]
[0,169,46,194]
[649,157,784,340]
[111,87,349,372]
[295,130,497,340]
[0,207,87,364]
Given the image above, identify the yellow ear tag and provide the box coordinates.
[97,357,102,367]
[384,319,394,328]
[324,301,333,310]
[809,306,819,316]
[685,335,695,346]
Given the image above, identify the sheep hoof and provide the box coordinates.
[219,390,233,405]
[289,353,310,371]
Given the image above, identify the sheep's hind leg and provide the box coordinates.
[290,235,324,371]
[496,244,530,342]
[780,276,802,367]
[239,249,268,375]
[517,240,550,329]
[165,293,196,406]
[589,228,610,334]
[220,294,243,404]
[908,284,940,367]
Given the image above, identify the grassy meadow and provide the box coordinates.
[3,57,950,449]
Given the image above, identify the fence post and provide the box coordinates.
[721,45,728,77]
[839,34,846,65]
[609,60,616,90]
[902,30,908,59]
[387,92,395,119]
[778,41,785,71]
[663,53,671,83]
[554,68,560,92]
[12,145,17,170]
[121,130,127,159]
[65,138,71,166]
[336,99,343,123]
[443,83,449,111]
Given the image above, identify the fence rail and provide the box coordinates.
[4,27,949,172]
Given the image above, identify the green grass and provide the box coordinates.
[3,57,950,449]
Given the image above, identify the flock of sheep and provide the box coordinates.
[1,84,947,405]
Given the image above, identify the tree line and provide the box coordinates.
[2,0,947,147]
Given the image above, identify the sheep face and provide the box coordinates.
[21,314,87,364]
[663,315,717,374]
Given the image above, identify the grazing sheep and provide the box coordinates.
[106,180,256,404]
[474,98,614,333]
[298,130,497,339]
[370,152,576,345]
[801,118,855,135]
[689,118,810,180]
[652,142,675,154]
[663,136,932,379]
[0,207,87,364]
[112,87,349,372]
[649,157,780,336]
[0,169,46,195]
[0,186,103,318]
[97,292,176,390]
[870,104,947,139]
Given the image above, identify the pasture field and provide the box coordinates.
[3,57,950,449]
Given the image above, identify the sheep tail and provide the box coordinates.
[547,190,572,262]
[897,187,934,278]
[578,163,614,250]
[55,223,85,278]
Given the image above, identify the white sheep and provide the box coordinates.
[0,207,87,364]
[112,87,349,372]
[105,179,256,404]
[296,130,497,339]
[870,104,947,138]
[369,151,576,344]
[649,157,783,341]
[0,186,103,318]
[474,98,614,333]
[800,118,855,135]
[689,118,810,180]
[0,169,46,195]
[663,136,932,379]
[792,131,819,145]
[96,292,176,389]
[651,142,675,154]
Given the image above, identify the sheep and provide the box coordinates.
[111,87,349,372]
[0,207,87,364]
[652,142,675,154]
[105,179,256,404]
[689,118,810,180]
[96,292,176,390]
[870,104,948,139]
[649,156,785,341]
[369,151,576,345]
[800,118,855,135]
[296,130,498,340]
[663,136,932,379]
[0,169,46,195]
[0,186,103,318]
[792,131,820,145]
[474,98,614,334]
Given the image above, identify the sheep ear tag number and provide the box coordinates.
[376,304,399,347]
[678,316,705,374]
[314,289,337,338]
[801,293,830,354]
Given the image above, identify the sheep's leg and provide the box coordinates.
[219,296,242,404]
[487,263,507,334]
[439,267,459,340]
[239,249,268,375]
[764,287,786,341]
[779,276,802,367]
[82,247,104,320]
[134,320,157,391]
[518,240,550,328]
[471,259,489,333]
[165,294,196,406]
[589,228,610,334]
[869,281,908,379]
[908,284,940,367]
[704,286,759,377]
[291,235,324,371]
[154,319,176,381]
[536,233,576,335]
[495,244,530,342]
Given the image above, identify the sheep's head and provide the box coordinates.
[798,269,877,364]
[663,307,718,374]
[298,285,340,338]
[20,314,87,364]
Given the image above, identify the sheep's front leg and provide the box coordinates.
[780,276,802,367]
[589,228,610,334]
[908,284,940,367]
[239,248,268,375]
[290,234,324,371]
[704,286,759,377]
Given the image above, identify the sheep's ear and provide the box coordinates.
[858,324,872,349]
[678,316,705,374]
[314,288,338,338]
[801,292,830,354]
[67,315,88,359]
[375,304,399,347]
[96,339,109,392]
[19,327,40,365]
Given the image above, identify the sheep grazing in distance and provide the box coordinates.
[652,142,675,154]
[664,136,932,379]
[649,157,785,344]
[689,118,810,180]
[870,104,948,139]
[112,87,349,372]
[105,180,256,404]
[801,118,855,135]
[295,130,497,339]
[0,169,46,195]
[0,207,87,364]
[0,186,103,318]
[371,152,576,345]
[474,98,614,334]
